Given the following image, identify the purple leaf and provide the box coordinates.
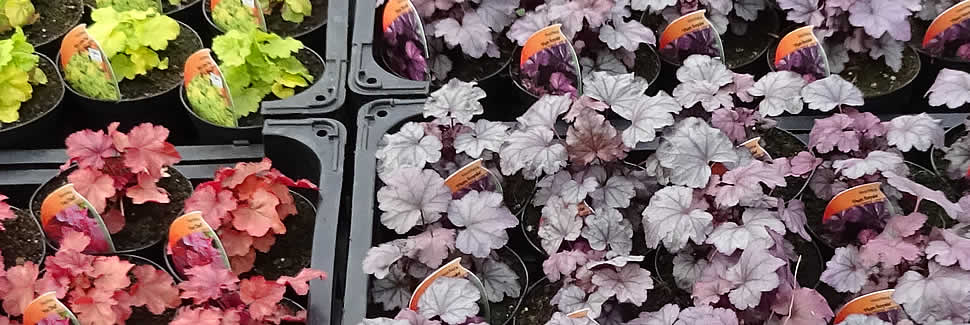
[372,263,413,311]
[535,171,597,206]
[586,255,645,269]
[417,277,481,323]
[643,186,714,251]
[820,246,871,293]
[433,12,493,58]
[548,0,614,29]
[675,306,738,325]
[507,10,551,46]
[780,199,812,241]
[476,257,521,302]
[564,96,610,123]
[808,114,861,153]
[407,225,456,268]
[454,120,510,158]
[711,107,759,143]
[673,252,708,291]
[832,150,904,179]
[589,175,636,209]
[424,79,486,124]
[377,122,443,170]
[706,209,785,255]
[778,0,823,25]
[582,208,633,256]
[377,168,451,234]
[395,309,441,325]
[771,287,834,325]
[627,304,679,325]
[448,190,518,257]
[712,160,788,207]
[692,253,737,306]
[927,68,970,109]
[476,0,518,32]
[672,80,734,111]
[631,0,676,12]
[543,249,590,282]
[847,0,913,41]
[868,35,906,72]
[499,126,567,179]
[859,212,926,267]
[801,75,864,112]
[747,71,807,116]
[927,227,970,271]
[657,118,738,188]
[539,197,584,254]
[893,262,970,323]
[724,248,785,309]
[790,151,821,176]
[591,264,654,306]
[676,55,733,86]
[885,171,964,219]
[566,113,628,165]
[554,284,608,318]
[599,19,656,51]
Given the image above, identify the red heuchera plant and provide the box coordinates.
[0,230,179,325]
[183,158,317,274]
[171,264,326,325]
[0,194,12,230]
[61,122,181,233]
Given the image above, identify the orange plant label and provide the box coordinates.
[521,25,569,69]
[408,258,487,311]
[924,0,970,48]
[184,49,235,116]
[444,159,489,193]
[833,290,907,324]
[382,0,417,31]
[658,10,724,63]
[822,183,887,223]
[23,292,80,325]
[740,137,770,160]
[167,211,232,276]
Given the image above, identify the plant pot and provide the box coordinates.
[0,53,66,149]
[119,254,178,324]
[512,278,560,325]
[57,21,204,143]
[754,127,815,200]
[202,0,329,54]
[0,0,85,59]
[162,191,317,281]
[0,208,47,267]
[838,46,921,114]
[29,166,193,254]
[182,47,326,145]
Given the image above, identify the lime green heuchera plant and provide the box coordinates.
[260,0,311,23]
[94,0,162,11]
[213,0,311,32]
[192,29,312,127]
[0,28,47,124]
[0,0,38,34]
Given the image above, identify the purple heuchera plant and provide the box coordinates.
[383,10,430,81]
[507,0,656,77]
[917,0,970,60]
[775,44,830,81]
[777,0,920,72]
[519,41,581,97]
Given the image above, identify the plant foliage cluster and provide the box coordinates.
[0,28,46,124]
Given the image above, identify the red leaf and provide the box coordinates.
[217,159,272,188]
[231,190,282,237]
[62,229,92,252]
[91,256,134,292]
[121,123,180,178]
[69,288,118,325]
[106,122,127,150]
[126,172,170,204]
[266,168,318,190]
[276,268,327,295]
[34,273,69,299]
[229,250,256,275]
[239,276,286,320]
[565,112,628,164]
[0,195,13,231]
[45,232,95,281]
[0,262,39,316]
[0,315,18,325]
[171,306,222,325]
[178,264,239,304]
[185,182,237,228]
[128,265,179,314]
[268,183,298,220]
[251,234,275,253]
[64,129,118,170]
[101,208,124,234]
[68,168,116,213]
[217,228,254,257]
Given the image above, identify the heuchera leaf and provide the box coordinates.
[801,75,864,112]
[627,304,679,325]
[239,276,287,319]
[790,151,822,176]
[711,160,788,207]
[642,186,714,251]
[183,182,238,228]
[499,126,567,179]
[778,0,823,25]
[64,129,118,170]
[69,286,118,325]
[710,107,759,143]
[566,112,628,165]
[517,94,571,129]
[121,123,181,178]
[893,262,970,323]
[178,264,240,305]
[433,12,493,59]
[657,118,738,188]
[592,263,653,306]
[394,308,441,325]
[543,249,589,282]
[589,175,636,209]
[886,113,944,152]
[538,197,584,254]
[447,190,518,258]
[780,199,812,241]
[832,150,904,179]
[553,284,608,318]
[724,248,785,309]
[423,79,486,124]
[476,258,521,303]
[128,264,179,314]
[771,287,834,325]
[927,69,970,109]
[170,307,223,325]
[376,167,451,234]
[416,277,480,324]
[582,71,649,113]
[276,268,327,295]
[372,263,412,311]
[859,212,926,267]
[406,225,456,269]
[885,171,964,219]
[846,0,914,41]
[376,122,444,171]
[126,172,170,204]
[582,208,633,256]
[614,91,681,147]
[675,305,738,325]
[672,252,709,291]
[927,227,970,271]
[67,168,116,213]
[454,120,509,158]
[808,114,861,154]
[362,240,406,279]
[747,71,806,116]
[706,209,786,255]
[598,19,655,51]
[0,261,38,316]
[545,312,597,325]
[820,246,871,293]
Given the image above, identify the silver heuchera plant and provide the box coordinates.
[362,80,522,324]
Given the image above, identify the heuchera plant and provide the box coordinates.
[259,0,312,23]
[210,29,314,124]
[171,264,326,324]
[87,7,180,81]
[61,122,181,235]
[915,0,970,60]
[0,0,37,33]
[182,158,318,274]
[0,28,48,125]
[94,0,161,11]
[0,231,180,325]
[925,68,970,109]
[518,40,581,97]
[360,80,522,323]
[777,0,920,72]
[639,0,768,37]
[506,0,656,77]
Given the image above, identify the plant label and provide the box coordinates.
[444,158,503,198]
[519,24,582,97]
[408,257,491,322]
[658,10,725,65]
[167,211,232,278]
[822,182,887,223]
[740,137,771,160]
[833,289,911,324]
[566,308,600,324]
[774,25,830,81]
[923,0,970,58]
[23,292,80,325]
[39,184,116,254]
[381,0,430,81]
[184,49,238,127]
[211,0,267,31]
[59,24,121,101]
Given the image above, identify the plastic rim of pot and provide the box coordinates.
[29,165,193,255]
[0,53,66,149]
[4,207,49,267]
[181,46,325,144]
[56,21,204,133]
[162,191,318,282]
[201,0,328,53]
[496,247,530,325]
[930,123,966,178]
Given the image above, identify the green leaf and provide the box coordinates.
[87,7,179,80]
[280,0,311,23]
[258,35,302,58]
[94,0,161,12]
[3,0,36,29]
[0,64,30,122]
[212,0,260,33]
[212,30,252,67]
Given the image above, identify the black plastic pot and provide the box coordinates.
[18,0,85,59]
[183,47,325,144]
[840,46,922,114]
[28,165,192,255]
[57,21,204,143]
[1,207,48,266]
[201,0,329,54]
[162,190,317,282]
[349,0,430,99]
[0,53,66,149]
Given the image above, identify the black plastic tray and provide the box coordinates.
[261,0,350,116]
[0,117,347,325]
[348,1,429,99]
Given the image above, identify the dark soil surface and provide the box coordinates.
[3,0,84,48]
[839,46,920,98]
[437,34,514,86]
[203,0,329,38]
[0,55,64,132]
[31,167,192,252]
[721,11,779,69]
[0,209,46,266]
[634,45,662,86]
[161,0,202,15]
[245,192,316,280]
[514,280,559,325]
